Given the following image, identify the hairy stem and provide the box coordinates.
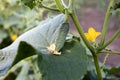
[70,12,103,80]
[41,4,59,11]
[70,12,94,53]
[100,51,120,55]
[100,28,120,50]
[99,0,114,46]
[101,54,110,72]
[93,54,103,80]
[54,0,64,12]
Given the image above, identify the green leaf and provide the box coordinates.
[37,39,88,80]
[111,8,120,17]
[50,23,69,51]
[0,41,36,76]
[83,71,98,80]
[9,14,65,50]
[111,0,120,17]
[15,62,30,80]
[114,0,120,10]
[3,72,17,80]
[21,0,42,9]
[105,66,120,74]
[21,0,36,9]
[103,66,120,80]
[0,14,65,76]
[3,55,40,80]
[11,41,36,66]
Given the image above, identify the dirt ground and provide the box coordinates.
[69,3,120,67]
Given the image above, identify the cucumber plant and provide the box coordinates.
[0,0,120,80]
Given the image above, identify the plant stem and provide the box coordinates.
[93,54,103,80]
[99,0,114,46]
[61,0,68,8]
[100,28,120,50]
[64,9,69,22]
[16,62,30,80]
[101,54,109,72]
[41,4,59,11]
[54,0,64,12]
[68,0,74,14]
[70,11,103,80]
[68,0,72,8]
[100,51,120,55]
[70,12,94,53]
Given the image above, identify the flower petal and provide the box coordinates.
[85,27,101,42]
[85,33,91,41]
[88,27,96,34]
[96,32,101,37]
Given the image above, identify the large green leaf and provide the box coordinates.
[7,14,65,50]
[0,14,66,76]
[50,23,69,51]
[2,55,41,80]
[11,41,36,66]
[103,66,120,79]
[104,66,120,74]
[83,71,98,80]
[37,39,88,80]
[111,0,120,17]
[114,0,120,10]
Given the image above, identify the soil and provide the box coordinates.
[69,3,120,67]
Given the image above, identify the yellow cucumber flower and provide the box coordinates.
[11,34,18,41]
[85,27,101,42]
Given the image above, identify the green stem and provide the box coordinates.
[54,0,64,12]
[93,54,103,80]
[64,9,69,22]
[70,11,103,80]
[100,51,120,55]
[101,54,109,72]
[68,0,74,14]
[41,3,59,11]
[100,28,120,50]
[61,0,68,8]
[68,0,72,8]
[99,0,114,46]
[16,62,30,80]
[70,12,94,53]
